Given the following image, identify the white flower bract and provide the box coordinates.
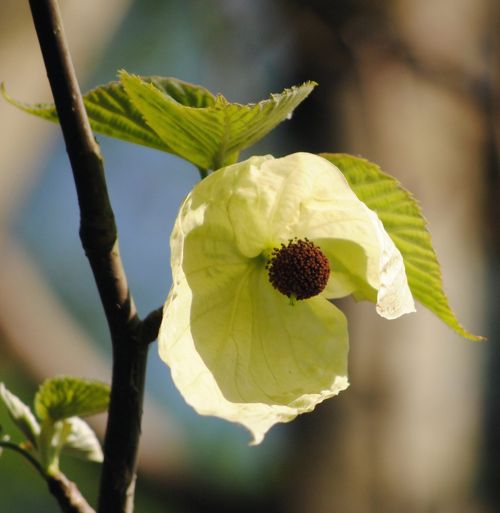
[159,153,415,444]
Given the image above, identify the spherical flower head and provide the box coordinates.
[267,238,330,301]
[159,153,415,444]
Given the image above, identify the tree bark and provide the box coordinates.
[28,1,157,512]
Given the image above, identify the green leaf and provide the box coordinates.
[3,74,316,171]
[321,153,483,341]
[1,79,169,152]
[37,416,103,474]
[34,376,110,421]
[60,417,103,463]
[0,383,40,445]
[119,71,316,170]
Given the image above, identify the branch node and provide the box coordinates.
[140,307,163,345]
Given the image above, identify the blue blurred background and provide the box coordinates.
[0,1,498,512]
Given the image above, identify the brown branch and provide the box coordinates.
[48,473,96,513]
[28,1,150,512]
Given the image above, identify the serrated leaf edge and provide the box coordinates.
[321,152,484,341]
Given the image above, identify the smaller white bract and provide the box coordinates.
[159,153,415,444]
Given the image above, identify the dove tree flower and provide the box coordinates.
[3,12,482,508]
[159,152,415,444]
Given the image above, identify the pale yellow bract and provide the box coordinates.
[159,153,415,444]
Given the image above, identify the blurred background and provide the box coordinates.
[0,0,498,512]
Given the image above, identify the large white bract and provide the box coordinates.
[159,153,415,444]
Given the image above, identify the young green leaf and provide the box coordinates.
[120,71,316,170]
[60,417,103,463]
[321,153,482,341]
[2,73,316,172]
[0,383,40,445]
[34,376,110,421]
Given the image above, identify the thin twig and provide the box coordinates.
[47,473,97,513]
[0,441,96,513]
[28,1,150,512]
[0,440,46,478]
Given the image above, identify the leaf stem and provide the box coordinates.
[197,166,209,179]
[28,1,152,512]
